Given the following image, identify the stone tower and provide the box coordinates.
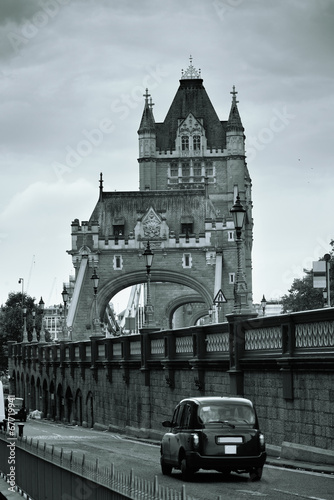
[66,59,254,340]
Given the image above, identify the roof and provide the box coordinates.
[179,397,253,406]
[156,77,227,151]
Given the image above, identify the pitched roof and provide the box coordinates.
[156,78,226,152]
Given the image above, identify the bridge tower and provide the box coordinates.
[66,59,254,340]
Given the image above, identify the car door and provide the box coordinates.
[168,403,185,465]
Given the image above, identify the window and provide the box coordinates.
[181,223,193,237]
[228,231,234,241]
[183,253,192,268]
[182,162,190,177]
[229,273,235,284]
[181,136,189,151]
[193,162,202,176]
[113,225,124,238]
[113,255,123,270]
[193,135,201,150]
[170,163,178,177]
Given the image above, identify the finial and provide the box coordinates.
[149,96,154,109]
[143,88,151,103]
[99,172,103,200]
[230,85,239,104]
[181,56,201,80]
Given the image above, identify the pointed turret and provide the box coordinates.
[226,86,244,132]
[138,89,157,190]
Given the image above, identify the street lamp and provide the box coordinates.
[38,297,45,342]
[261,295,267,316]
[91,269,100,334]
[143,241,154,326]
[22,306,28,343]
[32,309,37,342]
[61,285,69,340]
[230,194,248,312]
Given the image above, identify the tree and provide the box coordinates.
[0,292,43,369]
[281,241,334,313]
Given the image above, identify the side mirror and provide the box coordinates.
[162,420,172,428]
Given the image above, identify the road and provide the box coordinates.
[13,419,334,500]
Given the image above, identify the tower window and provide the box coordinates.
[181,136,189,151]
[228,231,234,241]
[170,164,178,177]
[193,161,202,176]
[181,223,193,237]
[229,273,235,284]
[182,162,190,176]
[193,135,201,150]
[113,225,124,237]
[182,253,192,268]
[113,255,123,270]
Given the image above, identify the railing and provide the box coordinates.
[0,434,225,500]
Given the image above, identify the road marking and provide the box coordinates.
[273,489,330,500]
[237,491,267,497]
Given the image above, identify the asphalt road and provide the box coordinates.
[11,419,334,500]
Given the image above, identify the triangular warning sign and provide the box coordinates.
[213,289,227,304]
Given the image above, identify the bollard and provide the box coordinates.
[18,424,24,438]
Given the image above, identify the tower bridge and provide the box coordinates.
[64,58,254,340]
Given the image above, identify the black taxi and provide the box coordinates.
[160,396,266,481]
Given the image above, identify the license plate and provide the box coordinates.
[217,437,243,444]
[225,445,237,454]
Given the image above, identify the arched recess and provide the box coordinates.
[191,308,212,326]
[30,375,36,412]
[57,384,64,422]
[42,379,48,417]
[74,389,83,425]
[20,373,25,401]
[164,294,205,329]
[49,381,56,420]
[65,387,73,423]
[36,377,41,412]
[92,270,213,325]
[86,391,94,428]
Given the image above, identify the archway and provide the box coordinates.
[65,387,73,423]
[49,381,56,420]
[57,384,64,422]
[95,270,213,328]
[74,389,83,425]
[42,379,48,418]
[86,391,94,428]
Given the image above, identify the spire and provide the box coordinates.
[227,85,244,131]
[181,55,202,80]
[99,172,103,201]
[138,88,156,134]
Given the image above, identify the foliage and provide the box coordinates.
[0,292,43,368]
[281,242,334,313]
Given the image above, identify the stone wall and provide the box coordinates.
[8,307,334,452]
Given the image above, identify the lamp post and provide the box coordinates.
[91,269,100,334]
[38,297,45,342]
[230,194,248,313]
[261,295,267,316]
[31,309,37,342]
[61,285,69,340]
[22,306,28,343]
[143,241,154,326]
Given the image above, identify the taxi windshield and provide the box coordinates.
[198,403,256,425]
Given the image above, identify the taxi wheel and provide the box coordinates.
[161,457,172,476]
[249,466,263,481]
[180,458,195,481]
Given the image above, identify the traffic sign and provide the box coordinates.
[213,289,227,304]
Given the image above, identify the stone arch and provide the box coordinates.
[36,377,42,412]
[95,269,213,325]
[65,386,73,423]
[49,381,56,420]
[164,294,205,329]
[30,375,36,412]
[85,391,94,428]
[74,389,83,426]
[20,373,25,401]
[57,383,64,422]
[42,379,48,418]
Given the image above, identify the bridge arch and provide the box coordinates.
[93,269,214,326]
[164,294,205,329]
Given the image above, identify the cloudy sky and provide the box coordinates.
[0,0,333,313]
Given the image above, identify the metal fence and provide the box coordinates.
[0,434,224,500]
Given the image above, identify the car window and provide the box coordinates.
[198,403,256,424]
[180,403,192,429]
[171,405,182,427]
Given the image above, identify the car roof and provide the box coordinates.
[179,397,253,406]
